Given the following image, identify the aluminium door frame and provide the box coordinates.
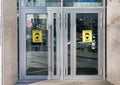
[19,0,106,80]
[19,8,53,80]
[48,8,63,80]
[63,8,105,80]
[19,8,105,80]
[63,10,74,79]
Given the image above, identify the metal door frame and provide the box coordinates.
[19,0,106,80]
[19,8,53,80]
[19,8,64,80]
[63,8,105,80]
[49,8,62,80]
[19,8,105,80]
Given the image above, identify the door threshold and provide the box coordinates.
[16,79,113,85]
[16,79,46,85]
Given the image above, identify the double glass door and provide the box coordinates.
[19,8,104,80]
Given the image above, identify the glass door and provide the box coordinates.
[75,13,99,76]
[63,9,104,79]
[19,9,62,80]
[74,12,104,79]
[26,13,48,76]
[19,8,105,80]
[19,9,49,79]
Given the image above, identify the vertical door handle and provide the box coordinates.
[49,25,52,36]
[65,68,66,75]
[64,68,67,76]
[49,25,52,30]
[48,25,52,49]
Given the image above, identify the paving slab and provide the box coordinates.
[16,80,113,85]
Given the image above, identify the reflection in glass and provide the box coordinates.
[67,13,71,75]
[26,14,48,75]
[21,0,103,7]
[76,13,98,75]
[21,0,61,7]
[46,0,61,7]
[63,0,103,7]
[53,13,57,75]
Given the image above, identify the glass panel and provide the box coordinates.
[46,0,61,7]
[67,13,71,75]
[26,13,48,75]
[63,0,103,7]
[53,13,57,75]
[76,13,98,75]
[21,0,61,7]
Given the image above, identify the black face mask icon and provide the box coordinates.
[85,33,90,39]
[35,33,39,39]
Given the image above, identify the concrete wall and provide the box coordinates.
[2,0,18,85]
[107,0,120,85]
[0,46,2,85]
[1,0,120,85]
[0,0,2,84]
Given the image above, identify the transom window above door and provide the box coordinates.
[20,0,104,7]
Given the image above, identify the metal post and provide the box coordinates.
[60,0,64,80]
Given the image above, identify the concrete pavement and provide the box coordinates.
[17,80,113,85]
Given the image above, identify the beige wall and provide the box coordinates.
[0,46,2,85]
[107,0,120,85]
[0,0,2,84]
[2,0,18,85]
[1,0,120,85]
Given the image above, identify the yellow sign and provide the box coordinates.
[82,30,92,42]
[32,30,43,43]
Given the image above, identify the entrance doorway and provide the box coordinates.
[62,9,104,79]
[19,8,105,80]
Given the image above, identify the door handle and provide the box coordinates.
[48,25,52,37]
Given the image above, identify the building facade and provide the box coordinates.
[0,0,120,85]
